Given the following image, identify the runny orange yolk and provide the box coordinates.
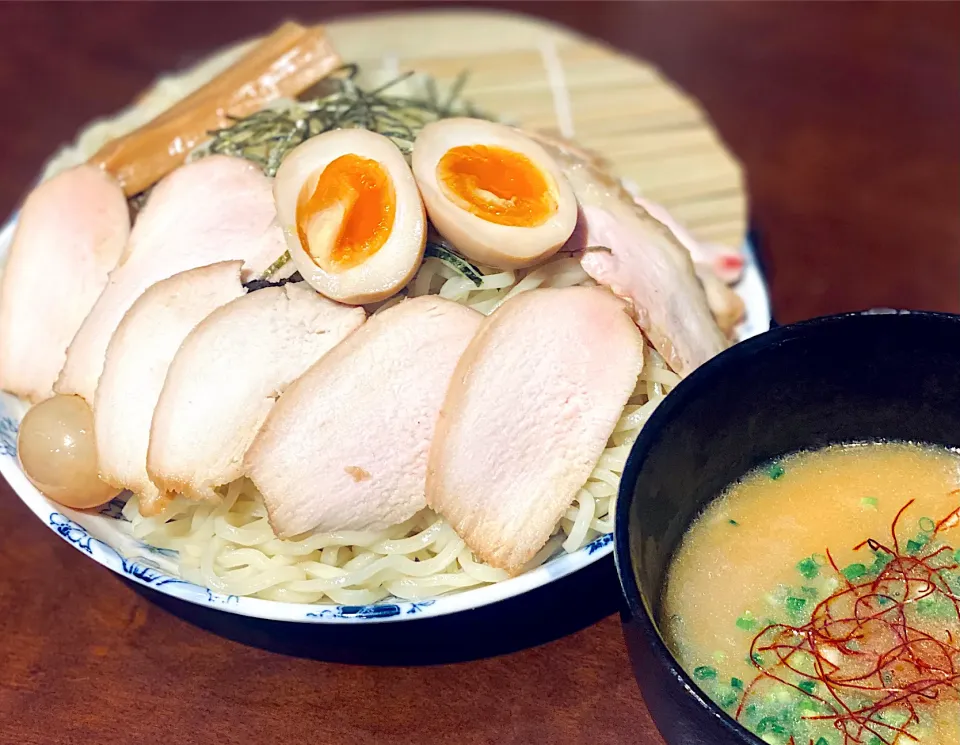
[436,145,557,227]
[296,154,396,271]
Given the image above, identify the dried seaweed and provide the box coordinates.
[196,65,490,175]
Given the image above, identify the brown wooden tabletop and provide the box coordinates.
[0,3,958,744]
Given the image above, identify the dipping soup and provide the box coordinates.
[662,442,960,745]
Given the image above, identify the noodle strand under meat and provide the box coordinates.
[126,254,679,603]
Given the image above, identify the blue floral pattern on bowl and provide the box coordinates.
[306,600,435,620]
[49,512,191,589]
[0,416,18,457]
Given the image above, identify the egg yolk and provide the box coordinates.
[437,145,557,227]
[296,154,396,271]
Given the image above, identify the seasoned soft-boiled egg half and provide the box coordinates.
[274,129,426,304]
[412,118,577,270]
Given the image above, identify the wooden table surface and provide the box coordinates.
[0,2,957,744]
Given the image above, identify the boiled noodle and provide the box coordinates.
[125,255,680,604]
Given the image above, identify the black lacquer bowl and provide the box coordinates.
[613,310,960,745]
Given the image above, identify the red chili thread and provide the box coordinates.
[734,497,960,745]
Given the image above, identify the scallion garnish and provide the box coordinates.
[906,537,927,555]
[786,597,807,613]
[861,496,878,509]
[918,516,936,534]
[796,557,819,579]
[768,463,785,480]
[736,613,758,631]
[693,665,717,680]
[842,563,867,581]
[798,679,817,695]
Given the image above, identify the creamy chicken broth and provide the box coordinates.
[662,442,960,745]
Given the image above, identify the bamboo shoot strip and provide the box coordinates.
[88,22,342,196]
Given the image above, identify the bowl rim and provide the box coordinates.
[613,308,960,743]
[0,210,770,627]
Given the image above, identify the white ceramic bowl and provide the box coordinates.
[0,212,770,625]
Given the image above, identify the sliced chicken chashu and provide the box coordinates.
[0,166,129,402]
[56,155,286,403]
[427,286,645,574]
[148,284,365,501]
[529,133,729,377]
[245,296,482,538]
[94,262,245,514]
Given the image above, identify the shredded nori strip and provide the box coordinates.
[424,241,484,287]
[197,65,490,175]
[243,271,303,293]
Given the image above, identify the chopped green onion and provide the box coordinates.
[906,537,927,555]
[768,463,785,480]
[731,677,744,690]
[842,563,867,581]
[798,679,817,695]
[954,548,960,563]
[694,665,717,680]
[728,519,739,526]
[869,550,893,574]
[860,496,878,509]
[918,517,936,534]
[801,586,818,599]
[815,738,831,745]
[812,553,827,566]
[736,613,758,631]
[717,690,738,708]
[751,652,765,666]
[786,597,807,613]
[796,557,819,579]
[756,717,787,735]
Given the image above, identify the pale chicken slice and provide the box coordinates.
[0,165,129,402]
[94,261,245,514]
[56,155,286,404]
[628,193,745,285]
[427,286,645,574]
[529,132,729,376]
[245,296,482,538]
[148,284,365,501]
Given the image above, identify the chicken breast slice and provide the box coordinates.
[245,296,482,538]
[529,132,728,376]
[94,261,245,514]
[0,165,129,402]
[427,286,644,574]
[148,283,365,501]
[56,155,286,403]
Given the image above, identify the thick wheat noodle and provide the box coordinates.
[127,255,678,604]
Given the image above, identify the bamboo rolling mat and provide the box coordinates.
[326,10,746,250]
[44,9,746,250]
